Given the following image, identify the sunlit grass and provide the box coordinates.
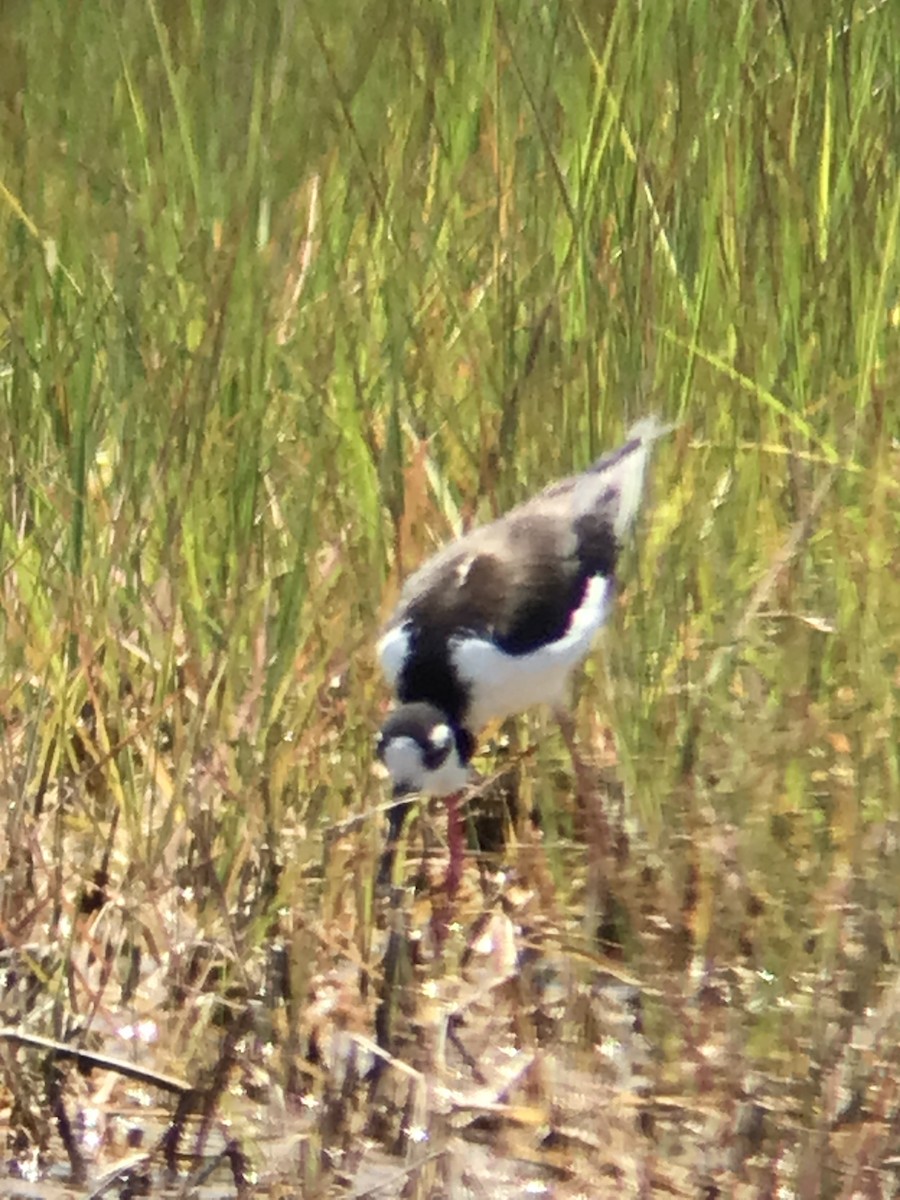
[0,0,898,1192]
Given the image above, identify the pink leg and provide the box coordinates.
[430,791,464,949]
[445,790,464,898]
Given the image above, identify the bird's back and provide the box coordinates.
[378,417,670,728]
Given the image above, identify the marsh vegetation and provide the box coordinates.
[0,1,898,1195]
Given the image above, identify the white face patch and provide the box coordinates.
[451,574,612,731]
[429,723,452,750]
[382,736,426,795]
[381,734,470,798]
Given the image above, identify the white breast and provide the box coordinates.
[450,574,613,731]
[377,622,412,692]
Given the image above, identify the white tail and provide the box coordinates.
[611,415,675,540]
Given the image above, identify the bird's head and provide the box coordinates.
[375,702,473,801]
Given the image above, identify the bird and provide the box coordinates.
[374,416,671,893]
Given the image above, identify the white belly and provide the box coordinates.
[451,575,612,730]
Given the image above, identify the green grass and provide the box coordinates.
[1,0,899,1193]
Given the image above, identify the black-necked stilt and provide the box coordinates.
[375,417,671,892]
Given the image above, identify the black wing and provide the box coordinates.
[385,417,666,717]
[388,509,617,721]
[397,502,617,646]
